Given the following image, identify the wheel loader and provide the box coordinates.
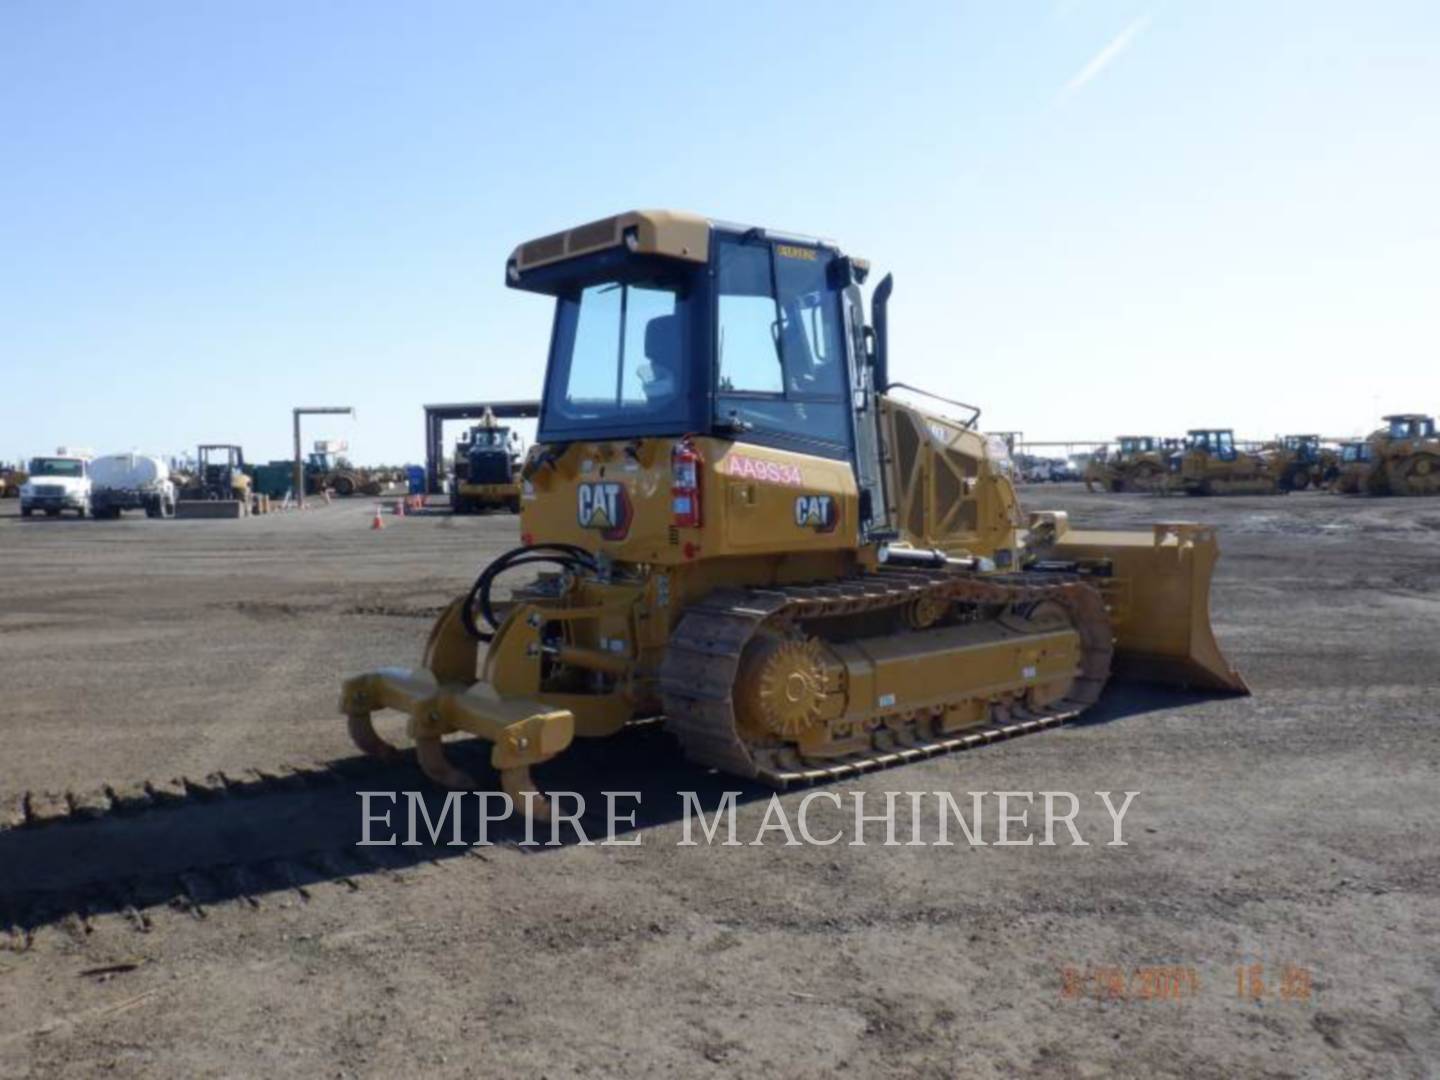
[451,407,524,513]
[1083,436,1180,493]
[340,211,1248,810]
[1177,429,1282,496]
[1264,434,1337,492]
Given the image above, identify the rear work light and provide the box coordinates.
[670,440,702,528]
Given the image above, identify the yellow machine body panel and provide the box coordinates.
[520,437,859,567]
[878,397,1020,560]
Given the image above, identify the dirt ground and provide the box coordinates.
[1,488,1436,1078]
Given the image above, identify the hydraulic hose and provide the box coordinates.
[460,543,598,642]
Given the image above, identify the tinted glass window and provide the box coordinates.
[773,247,845,398]
[545,278,691,430]
[715,238,850,450]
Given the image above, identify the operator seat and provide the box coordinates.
[642,314,680,401]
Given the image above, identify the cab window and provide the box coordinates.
[715,238,849,451]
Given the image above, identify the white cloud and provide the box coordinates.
[1059,13,1153,100]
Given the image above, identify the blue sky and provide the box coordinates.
[2,1,1437,464]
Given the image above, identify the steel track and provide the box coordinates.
[659,567,1114,785]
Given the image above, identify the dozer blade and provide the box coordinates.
[1052,522,1249,694]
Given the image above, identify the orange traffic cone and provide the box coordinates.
[394,498,405,517]
[371,505,384,530]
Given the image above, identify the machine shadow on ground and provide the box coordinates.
[0,686,1207,935]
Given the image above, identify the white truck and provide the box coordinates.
[89,453,177,519]
[20,449,93,518]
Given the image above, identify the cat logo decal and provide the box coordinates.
[794,494,838,533]
[577,482,632,540]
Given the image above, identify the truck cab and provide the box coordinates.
[20,451,92,518]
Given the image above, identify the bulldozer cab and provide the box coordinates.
[1280,434,1321,462]
[1187,429,1237,461]
[1341,441,1373,464]
[511,212,886,535]
[1384,414,1436,440]
[1118,436,1156,456]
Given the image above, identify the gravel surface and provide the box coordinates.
[1,488,1436,1078]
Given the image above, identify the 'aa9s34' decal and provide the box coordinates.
[577,482,632,540]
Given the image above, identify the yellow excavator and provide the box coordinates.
[341,211,1247,809]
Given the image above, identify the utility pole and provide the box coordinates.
[293,406,355,507]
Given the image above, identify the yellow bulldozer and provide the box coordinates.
[1330,440,1376,494]
[1177,429,1283,496]
[1367,414,1440,496]
[1083,436,1181,493]
[340,211,1248,810]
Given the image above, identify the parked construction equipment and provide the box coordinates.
[452,408,524,513]
[0,463,27,498]
[1331,440,1376,494]
[339,210,1247,810]
[1262,434,1339,492]
[1368,415,1440,496]
[1178,429,1282,495]
[306,447,385,497]
[1083,436,1181,493]
[177,444,252,518]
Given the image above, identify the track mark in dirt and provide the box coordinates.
[342,603,447,619]
[221,599,335,620]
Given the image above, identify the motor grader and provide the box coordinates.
[1083,436,1180,493]
[1368,414,1440,496]
[1177,429,1282,496]
[341,211,1247,810]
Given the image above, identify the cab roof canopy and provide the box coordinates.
[506,209,856,280]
